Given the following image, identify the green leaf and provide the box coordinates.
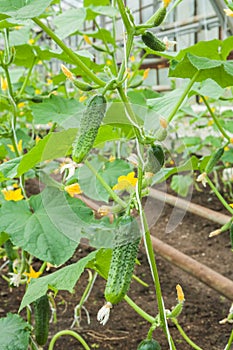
[94,124,135,146]
[152,156,199,184]
[53,8,86,39]
[19,250,97,312]
[86,5,118,20]
[0,0,54,19]
[30,95,84,127]
[17,129,77,176]
[189,79,225,100]
[0,232,9,246]
[170,53,233,88]
[0,187,94,265]
[86,248,112,279]
[222,149,233,163]
[84,0,110,6]
[83,29,115,45]
[9,25,31,46]
[0,157,22,181]
[170,174,193,197]
[0,313,31,350]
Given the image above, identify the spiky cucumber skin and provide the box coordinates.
[33,294,50,346]
[137,339,161,350]
[146,6,166,27]
[141,31,166,51]
[205,147,224,174]
[72,94,107,163]
[104,238,140,305]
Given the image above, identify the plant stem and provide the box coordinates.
[32,18,106,87]
[172,318,203,350]
[48,330,90,350]
[124,295,155,323]
[167,71,199,123]
[84,159,127,208]
[202,96,231,142]
[206,176,233,215]
[17,56,37,99]
[224,328,233,350]
[116,0,132,33]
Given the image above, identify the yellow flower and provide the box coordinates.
[207,120,214,126]
[14,26,22,30]
[24,266,42,283]
[229,203,233,208]
[35,135,41,144]
[65,183,83,197]
[106,59,112,66]
[61,64,74,81]
[46,78,53,85]
[28,38,35,45]
[79,95,87,103]
[176,284,185,303]
[224,146,230,151]
[143,68,150,80]
[17,102,25,109]
[35,89,41,95]
[163,0,172,7]
[38,60,43,65]
[130,55,135,62]
[7,139,23,154]
[112,172,138,191]
[224,8,233,17]
[2,188,24,201]
[109,155,116,162]
[1,76,8,91]
[83,35,92,45]
[230,137,233,144]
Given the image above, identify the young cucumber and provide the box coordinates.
[205,147,224,174]
[141,31,166,51]
[145,6,167,27]
[145,144,165,174]
[137,339,161,350]
[72,94,107,163]
[33,294,50,346]
[104,216,141,305]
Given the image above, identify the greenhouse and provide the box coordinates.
[0,1,233,349]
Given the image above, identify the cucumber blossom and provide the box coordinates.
[145,144,165,174]
[72,94,106,163]
[33,294,50,346]
[142,31,166,51]
[205,147,224,174]
[137,338,161,350]
[104,216,141,305]
[145,6,167,27]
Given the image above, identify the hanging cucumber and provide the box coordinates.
[141,31,166,51]
[137,338,161,350]
[145,144,165,174]
[72,94,107,163]
[33,294,50,346]
[145,6,167,27]
[104,216,141,305]
[205,147,224,174]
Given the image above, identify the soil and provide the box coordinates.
[1,181,233,350]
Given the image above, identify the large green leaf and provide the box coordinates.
[0,187,94,264]
[189,79,225,100]
[86,5,118,20]
[30,95,84,127]
[84,0,110,6]
[9,26,31,46]
[17,129,77,176]
[19,250,97,312]
[0,313,31,350]
[170,174,193,197]
[0,0,54,19]
[53,8,86,39]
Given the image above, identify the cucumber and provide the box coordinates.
[72,79,94,91]
[145,6,167,27]
[142,31,166,51]
[104,216,141,305]
[33,294,50,346]
[155,127,167,141]
[4,239,18,272]
[205,147,224,174]
[145,144,165,174]
[137,339,161,350]
[72,94,106,163]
